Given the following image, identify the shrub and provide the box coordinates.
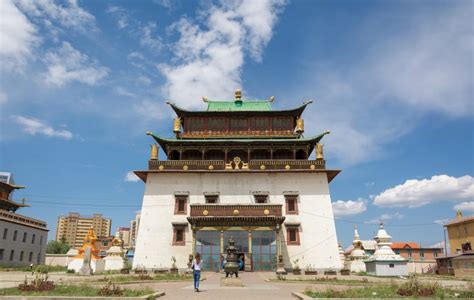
[396,274,437,297]
[97,280,123,296]
[18,274,55,292]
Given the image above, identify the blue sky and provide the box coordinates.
[0,0,472,249]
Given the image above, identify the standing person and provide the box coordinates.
[191,253,202,292]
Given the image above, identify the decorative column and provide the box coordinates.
[276,224,286,274]
[192,225,197,255]
[246,230,252,272]
[220,230,224,254]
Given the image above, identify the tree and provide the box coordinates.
[46,238,70,254]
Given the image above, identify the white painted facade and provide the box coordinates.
[0,218,48,267]
[133,171,341,271]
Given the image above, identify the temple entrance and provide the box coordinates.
[195,229,277,272]
[196,230,220,271]
[252,231,277,271]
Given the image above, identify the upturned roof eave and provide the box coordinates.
[168,102,310,117]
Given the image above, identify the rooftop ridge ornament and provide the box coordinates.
[235,89,242,100]
[269,96,275,102]
[202,96,208,103]
[303,99,314,105]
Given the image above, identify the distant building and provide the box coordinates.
[436,211,474,277]
[94,236,115,258]
[0,172,48,266]
[444,211,473,254]
[129,211,140,249]
[115,227,131,248]
[56,213,111,249]
[391,242,442,274]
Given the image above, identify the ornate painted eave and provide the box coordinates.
[147,131,330,150]
[187,216,285,227]
[167,102,311,118]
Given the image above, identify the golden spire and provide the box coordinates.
[316,143,324,160]
[456,210,463,219]
[235,89,242,100]
[150,144,158,160]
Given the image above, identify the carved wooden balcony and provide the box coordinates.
[148,159,325,171]
[189,204,282,217]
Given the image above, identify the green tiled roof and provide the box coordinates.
[207,100,272,112]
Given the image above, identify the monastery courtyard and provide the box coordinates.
[0,271,472,299]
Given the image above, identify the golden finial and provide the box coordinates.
[269,96,275,102]
[202,96,208,103]
[296,117,304,134]
[150,144,158,160]
[456,210,463,219]
[173,117,181,133]
[235,89,242,100]
[316,143,324,160]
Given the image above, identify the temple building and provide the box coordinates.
[0,172,48,266]
[133,91,341,272]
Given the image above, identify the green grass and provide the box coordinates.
[304,284,474,298]
[0,265,67,273]
[0,284,154,297]
[271,276,376,286]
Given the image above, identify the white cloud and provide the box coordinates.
[115,87,136,98]
[373,175,474,208]
[434,219,449,226]
[0,0,38,70]
[453,201,474,213]
[160,0,286,108]
[124,171,140,182]
[12,115,73,139]
[365,212,404,224]
[332,198,367,218]
[106,5,128,29]
[15,0,95,31]
[292,3,472,166]
[42,42,109,87]
[140,22,162,51]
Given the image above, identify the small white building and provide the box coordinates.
[365,223,408,276]
[104,239,124,271]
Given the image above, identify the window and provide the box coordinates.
[3,228,7,239]
[29,252,33,262]
[434,250,438,257]
[394,249,400,255]
[272,117,292,130]
[208,118,226,131]
[254,195,268,204]
[407,249,412,258]
[186,118,205,131]
[174,195,188,214]
[389,263,395,268]
[22,232,27,242]
[172,226,186,246]
[31,234,36,244]
[287,227,300,245]
[420,250,425,260]
[13,230,17,241]
[39,235,43,245]
[205,194,219,204]
[0,249,3,260]
[9,250,14,261]
[229,118,247,131]
[285,194,298,214]
[20,251,24,261]
[37,252,41,264]
[250,117,269,130]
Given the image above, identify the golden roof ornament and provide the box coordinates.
[235,89,242,100]
[173,117,181,134]
[150,143,158,160]
[296,117,304,134]
[456,210,463,219]
[316,143,324,160]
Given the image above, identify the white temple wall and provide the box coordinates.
[133,172,340,270]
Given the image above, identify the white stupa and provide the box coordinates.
[338,243,346,269]
[348,225,367,272]
[364,223,408,276]
[104,238,125,271]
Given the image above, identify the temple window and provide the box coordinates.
[205,194,219,204]
[295,149,307,160]
[285,194,298,215]
[272,117,292,131]
[22,232,27,242]
[13,230,17,241]
[229,118,248,131]
[287,226,300,245]
[172,226,186,246]
[254,195,268,204]
[31,234,35,244]
[250,117,269,130]
[2,228,7,239]
[208,118,226,131]
[186,118,205,131]
[175,195,188,215]
[182,150,202,160]
[273,149,293,159]
[204,150,225,160]
[250,149,271,160]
